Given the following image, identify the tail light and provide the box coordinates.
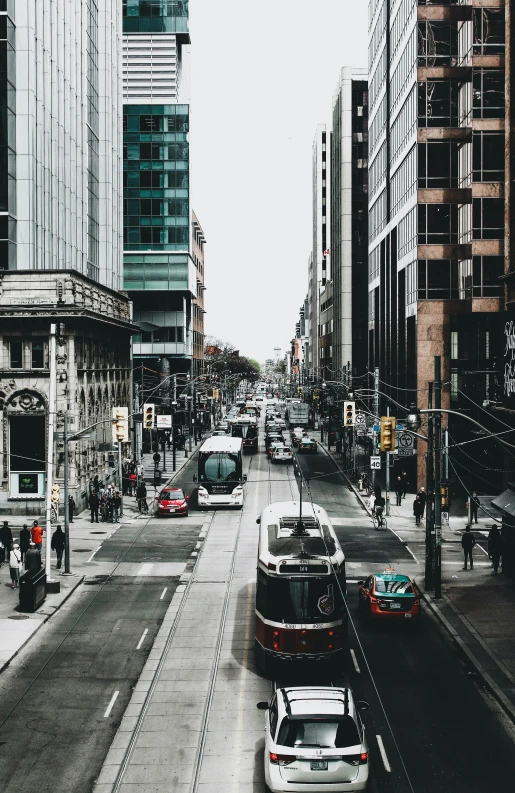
[269,753,295,766]
[273,641,279,650]
[328,630,334,637]
[345,752,368,766]
[273,630,279,637]
[414,599,420,606]
[360,752,368,764]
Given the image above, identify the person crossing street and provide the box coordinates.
[462,525,476,570]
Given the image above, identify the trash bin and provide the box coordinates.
[153,469,162,486]
[19,568,47,613]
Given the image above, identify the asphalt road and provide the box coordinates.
[294,443,515,793]
[0,454,204,793]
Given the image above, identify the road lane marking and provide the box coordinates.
[136,628,148,650]
[104,690,119,718]
[87,546,101,562]
[350,648,361,674]
[376,734,391,772]
[137,563,154,575]
[476,542,489,556]
[405,545,420,563]
[160,587,168,600]
[347,579,359,584]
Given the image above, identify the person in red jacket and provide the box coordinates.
[31,520,43,551]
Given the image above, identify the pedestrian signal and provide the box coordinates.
[144,403,155,429]
[380,416,395,451]
[112,406,129,443]
[344,401,356,427]
[51,483,60,503]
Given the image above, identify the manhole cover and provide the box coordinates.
[90,531,106,535]
[73,549,91,553]
[9,615,30,620]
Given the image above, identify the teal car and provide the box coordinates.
[357,570,420,620]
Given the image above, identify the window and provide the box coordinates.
[418,259,459,300]
[31,341,44,369]
[406,261,417,304]
[472,198,503,239]
[472,132,504,182]
[418,80,458,127]
[473,70,504,119]
[451,332,458,360]
[140,171,162,188]
[418,204,458,245]
[139,142,160,160]
[9,340,22,368]
[139,115,161,132]
[473,9,505,56]
[418,21,458,67]
[472,256,503,297]
[391,147,416,216]
[418,142,458,188]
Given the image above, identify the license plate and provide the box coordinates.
[169,507,176,512]
[404,613,412,619]
[310,761,328,771]
[390,603,401,609]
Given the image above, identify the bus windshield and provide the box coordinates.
[199,452,241,483]
[232,425,258,439]
[265,577,345,623]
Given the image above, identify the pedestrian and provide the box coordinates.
[129,471,137,495]
[9,543,22,589]
[31,520,43,552]
[51,524,65,569]
[112,491,122,523]
[395,476,403,506]
[136,481,148,513]
[462,525,476,570]
[68,494,76,523]
[0,520,13,563]
[487,524,502,574]
[470,491,480,524]
[413,495,423,526]
[401,470,409,498]
[417,487,427,517]
[89,490,100,523]
[25,541,42,572]
[153,451,161,469]
[19,524,31,563]
[88,478,95,495]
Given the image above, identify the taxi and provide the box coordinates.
[298,437,318,454]
[357,569,420,620]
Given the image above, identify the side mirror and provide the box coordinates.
[256,517,261,525]
[185,495,190,500]
[357,701,369,711]
[256,701,269,710]
[193,474,198,483]
[243,474,248,482]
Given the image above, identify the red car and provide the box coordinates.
[358,571,420,620]
[157,487,189,517]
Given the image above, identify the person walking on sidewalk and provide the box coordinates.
[470,491,480,524]
[25,541,41,572]
[417,487,427,517]
[51,524,65,569]
[0,520,13,564]
[488,524,503,574]
[31,520,43,552]
[89,490,100,523]
[19,524,30,564]
[112,491,122,523]
[9,543,22,589]
[462,525,476,570]
[395,477,403,506]
[68,495,76,524]
[401,470,409,498]
[413,495,424,526]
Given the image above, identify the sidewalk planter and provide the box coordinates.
[19,568,47,613]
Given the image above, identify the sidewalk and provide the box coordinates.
[0,446,197,674]
[319,438,515,725]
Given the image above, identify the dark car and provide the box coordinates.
[157,487,189,517]
[265,433,283,450]
[298,437,317,454]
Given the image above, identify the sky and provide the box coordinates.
[189,0,368,365]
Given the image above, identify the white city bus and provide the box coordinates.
[195,436,246,508]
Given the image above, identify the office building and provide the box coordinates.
[331,67,369,376]
[308,125,330,379]
[192,211,206,376]
[368,0,506,486]
[122,0,198,377]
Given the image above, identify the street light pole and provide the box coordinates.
[425,383,434,591]
[434,356,442,599]
[63,413,71,575]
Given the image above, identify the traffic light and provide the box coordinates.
[441,485,449,509]
[51,483,60,503]
[380,416,395,451]
[344,401,356,427]
[112,406,129,443]
[144,403,155,429]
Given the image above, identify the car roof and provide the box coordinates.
[280,687,356,718]
[374,573,410,582]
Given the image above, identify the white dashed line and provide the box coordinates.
[160,587,168,600]
[87,546,101,562]
[136,628,148,650]
[376,734,391,772]
[104,690,119,718]
[350,648,361,674]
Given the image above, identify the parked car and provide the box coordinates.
[157,487,189,517]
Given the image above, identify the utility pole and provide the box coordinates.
[63,414,71,574]
[45,323,57,581]
[434,356,442,598]
[372,366,379,491]
[425,382,434,590]
[118,440,123,518]
[385,405,390,516]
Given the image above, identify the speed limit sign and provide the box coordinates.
[370,456,381,470]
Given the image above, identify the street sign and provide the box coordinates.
[442,511,449,526]
[370,456,381,470]
[398,448,415,457]
[156,415,172,429]
[355,412,366,424]
[398,431,414,449]
[373,424,380,432]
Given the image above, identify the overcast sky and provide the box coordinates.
[189,1,368,364]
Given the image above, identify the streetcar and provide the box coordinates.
[194,436,246,508]
[230,415,258,453]
[255,501,347,675]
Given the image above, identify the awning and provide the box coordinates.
[491,488,515,517]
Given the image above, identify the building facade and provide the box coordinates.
[192,212,206,376]
[123,0,197,376]
[331,67,369,376]
[2,0,123,289]
[0,272,133,512]
[368,0,506,486]
[308,125,330,378]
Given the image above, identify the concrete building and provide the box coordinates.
[331,67,369,376]
[192,212,206,377]
[0,272,133,512]
[368,0,506,486]
[123,0,197,376]
[308,125,330,378]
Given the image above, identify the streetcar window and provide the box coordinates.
[278,717,360,749]
[264,578,344,622]
[256,569,267,614]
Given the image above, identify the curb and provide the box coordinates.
[421,591,515,725]
[318,441,371,515]
[0,574,84,675]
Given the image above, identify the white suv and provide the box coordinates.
[260,687,369,792]
[271,445,293,463]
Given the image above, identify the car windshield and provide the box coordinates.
[160,490,184,500]
[375,578,414,594]
[278,717,360,749]
[200,452,240,482]
[265,578,345,623]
